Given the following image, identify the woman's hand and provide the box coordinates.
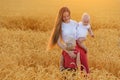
[65,50,76,58]
[69,51,76,58]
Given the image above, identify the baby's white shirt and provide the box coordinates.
[76,22,90,39]
[61,19,78,43]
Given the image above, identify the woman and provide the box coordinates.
[48,6,89,73]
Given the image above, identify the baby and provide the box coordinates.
[77,13,94,53]
[59,38,81,71]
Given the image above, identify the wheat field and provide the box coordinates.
[0,15,120,80]
[0,0,120,80]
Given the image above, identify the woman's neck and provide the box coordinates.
[64,20,70,23]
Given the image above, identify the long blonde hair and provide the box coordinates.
[47,7,71,50]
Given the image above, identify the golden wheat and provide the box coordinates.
[0,7,120,79]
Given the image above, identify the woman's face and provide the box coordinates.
[62,12,70,23]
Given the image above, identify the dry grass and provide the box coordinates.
[0,15,120,80]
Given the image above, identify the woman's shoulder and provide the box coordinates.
[77,21,83,27]
[70,19,79,28]
[70,19,78,24]
[78,21,82,25]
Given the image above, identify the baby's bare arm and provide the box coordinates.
[88,28,94,37]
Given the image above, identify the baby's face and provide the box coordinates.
[82,16,90,26]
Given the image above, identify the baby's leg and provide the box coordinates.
[79,42,87,53]
[77,38,87,53]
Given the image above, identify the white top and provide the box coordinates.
[76,22,90,39]
[61,19,78,43]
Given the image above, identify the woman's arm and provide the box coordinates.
[57,37,66,51]
[57,37,76,58]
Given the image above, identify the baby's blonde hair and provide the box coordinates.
[82,13,90,21]
[65,37,76,51]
